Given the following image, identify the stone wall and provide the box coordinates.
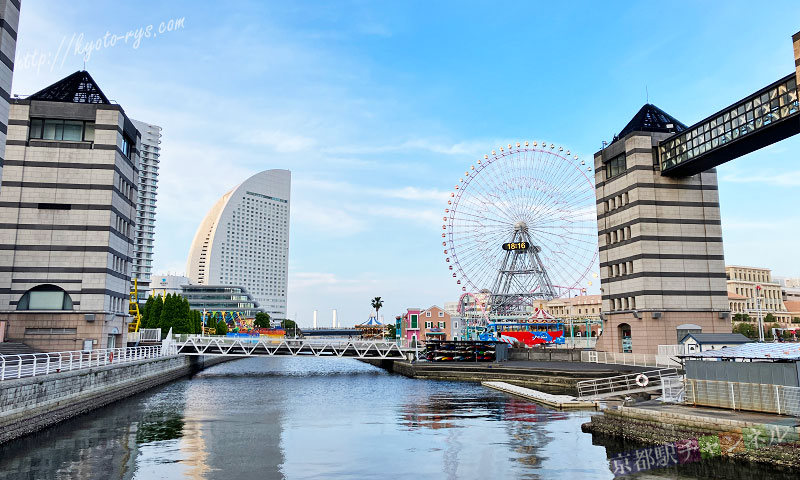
[0,355,231,445]
[583,406,800,467]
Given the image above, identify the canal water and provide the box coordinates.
[0,357,794,479]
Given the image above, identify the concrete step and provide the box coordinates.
[0,342,40,356]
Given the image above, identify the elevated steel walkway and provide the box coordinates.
[174,336,410,360]
[659,73,799,176]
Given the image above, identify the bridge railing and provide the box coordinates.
[0,346,170,381]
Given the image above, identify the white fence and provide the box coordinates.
[657,344,685,357]
[581,350,681,368]
[685,378,800,416]
[0,346,171,381]
[576,368,680,399]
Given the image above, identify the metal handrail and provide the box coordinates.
[0,345,172,381]
[577,368,679,399]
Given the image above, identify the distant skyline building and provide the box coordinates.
[149,274,262,319]
[0,0,19,186]
[130,119,162,300]
[186,169,290,318]
[0,71,139,351]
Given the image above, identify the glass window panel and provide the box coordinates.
[28,291,65,309]
[84,122,95,141]
[62,120,83,141]
[43,119,61,140]
[29,119,43,139]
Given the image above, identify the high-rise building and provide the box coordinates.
[0,71,139,351]
[186,169,290,318]
[0,1,20,185]
[130,119,162,299]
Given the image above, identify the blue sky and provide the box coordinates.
[13,1,800,326]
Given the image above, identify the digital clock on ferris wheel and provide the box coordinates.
[502,242,529,251]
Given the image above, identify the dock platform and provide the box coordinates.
[482,381,599,409]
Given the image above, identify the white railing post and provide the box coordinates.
[730,382,736,410]
[16,355,22,378]
[775,385,781,415]
[0,357,5,380]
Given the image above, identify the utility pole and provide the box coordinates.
[756,285,765,342]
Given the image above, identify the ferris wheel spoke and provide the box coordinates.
[446,144,598,299]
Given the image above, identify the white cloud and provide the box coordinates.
[291,201,368,237]
[720,170,800,187]
[238,130,317,152]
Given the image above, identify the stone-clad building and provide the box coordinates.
[0,0,20,185]
[0,71,139,351]
[594,105,731,354]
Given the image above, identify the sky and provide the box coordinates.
[12,1,800,327]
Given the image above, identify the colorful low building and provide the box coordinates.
[402,308,421,345]
[419,305,450,341]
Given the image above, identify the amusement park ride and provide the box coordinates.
[443,141,601,346]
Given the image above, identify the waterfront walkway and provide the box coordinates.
[633,400,800,427]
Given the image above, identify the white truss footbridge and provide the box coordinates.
[174,336,410,360]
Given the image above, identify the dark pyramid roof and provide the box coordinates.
[615,103,686,141]
[28,70,110,104]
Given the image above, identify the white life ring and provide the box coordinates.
[635,374,649,387]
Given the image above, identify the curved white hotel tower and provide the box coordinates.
[186,170,290,317]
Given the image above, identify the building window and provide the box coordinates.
[16,284,74,310]
[410,314,418,329]
[438,311,444,317]
[426,311,431,317]
[454,321,459,329]
[29,118,95,142]
[121,134,133,158]
[425,321,432,328]
[438,321,445,328]
[605,153,626,179]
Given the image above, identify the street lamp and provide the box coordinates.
[756,285,764,342]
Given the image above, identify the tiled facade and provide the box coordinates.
[0,72,139,351]
[594,123,731,354]
[130,119,161,299]
[0,0,19,185]
[186,169,290,318]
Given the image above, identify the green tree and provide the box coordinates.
[216,319,228,335]
[793,317,800,324]
[149,296,163,329]
[141,296,154,328]
[254,312,271,328]
[371,296,384,321]
[732,313,751,323]
[764,313,776,324]
[282,319,300,336]
[385,324,396,339]
[732,322,756,338]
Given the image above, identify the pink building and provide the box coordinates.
[402,308,421,345]
[419,305,450,341]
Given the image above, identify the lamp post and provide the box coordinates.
[756,285,764,342]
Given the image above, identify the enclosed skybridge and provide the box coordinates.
[175,336,409,359]
[659,73,800,177]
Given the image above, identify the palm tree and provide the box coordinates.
[371,296,384,322]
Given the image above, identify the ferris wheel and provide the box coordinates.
[443,141,598,317]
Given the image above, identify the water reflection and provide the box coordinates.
[0,357,794,479]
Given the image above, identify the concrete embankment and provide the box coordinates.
[364,357,649,391]
[0,355,232,445]
[583,404,800,467]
